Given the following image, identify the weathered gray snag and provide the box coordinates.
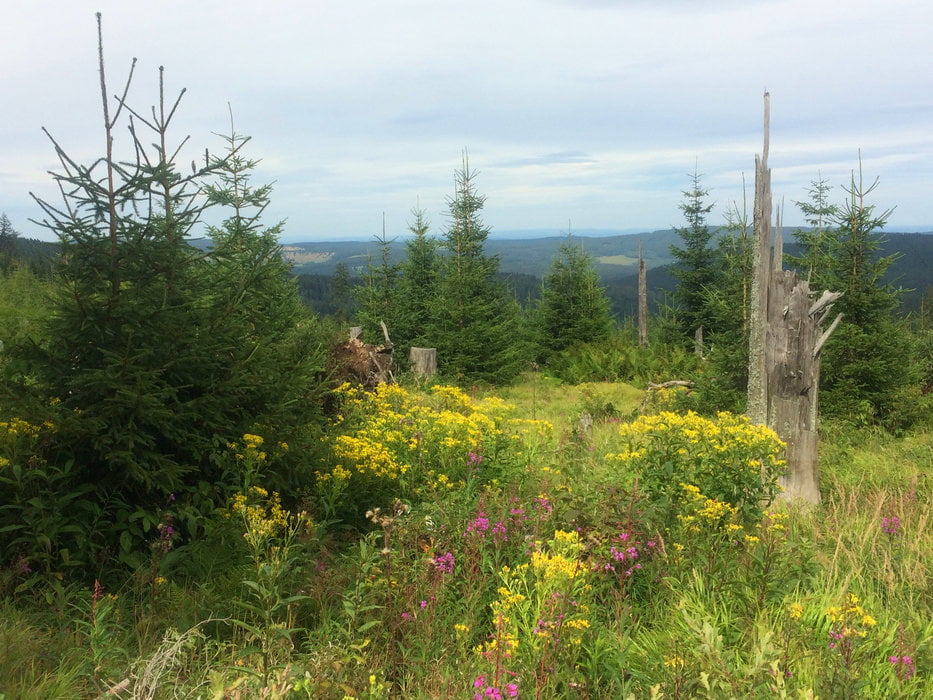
[747,92,842,504]
[747,93,772,427]
[638,240,649,348]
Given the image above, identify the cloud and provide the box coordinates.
[493,151,598,168]
[3,0,932,241]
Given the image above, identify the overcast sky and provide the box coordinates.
[2,0,931,243]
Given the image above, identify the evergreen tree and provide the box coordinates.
[331,262,354,321]
[787,173,838,279]
[432,153,524,383]
[354,224,401,343]
[198,122,325,454]
[0,213,20,265]
[0,215,15,275]
[534,235,613,362]
[396,206,438,350]
[669,167,718,345]
[12,24,324,567]
[696,182,754,411]
[793,165,916,425]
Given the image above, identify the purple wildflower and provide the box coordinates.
[465,512,491,537]
[433,551,455,574]
[882,516,902,536]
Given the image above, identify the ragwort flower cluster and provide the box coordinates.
[477,530,593,693]
[322,384,524,509]
[607,410,786,525]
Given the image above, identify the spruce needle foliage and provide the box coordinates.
[668,167,719,344]
[791,165,917,427]
[395,206,439,352]
[8,23,324,571]
[534,235,613,364]
[430,153,525,384]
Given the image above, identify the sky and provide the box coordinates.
[2,0,932,243]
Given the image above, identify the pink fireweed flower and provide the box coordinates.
[882,516,902,536]
[433,551,455,574]
[492,521,508,541]
[465,512,491,537]
[467,451,484,466]
[890,654,916,680]
[505,683,518,697]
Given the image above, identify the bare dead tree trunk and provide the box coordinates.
[747,92,842,505]
[638,239,649,348]
[747,92,772,427]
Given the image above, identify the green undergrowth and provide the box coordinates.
[1,379,930,699]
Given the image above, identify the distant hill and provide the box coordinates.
[11,229,932,317]
[280,229,933,317]
[274,229,684,277]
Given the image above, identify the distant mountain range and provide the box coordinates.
[11,227,932,316]
[274,227,932,317]
[273,227,931,277]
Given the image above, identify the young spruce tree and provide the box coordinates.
[534,235,613,363]
[354,222,402,344]
[396,206,438,351]
[431,154,524,383]
[793,165,916,426]
[21,19,323,568]
[668,167,718,347]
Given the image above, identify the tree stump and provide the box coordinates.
[409,347,437,378]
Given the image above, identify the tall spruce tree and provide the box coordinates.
[198,122,325,454]
[331,262,354,322]
[787,173,838,280]
[19,19,324,567]
[0,213,21,272]
[696,180,754,410]
[793,165,915,425]
[534,235,613,362]
[669,167,718,346]
[396,206,438,351]
[431,153,523,383]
